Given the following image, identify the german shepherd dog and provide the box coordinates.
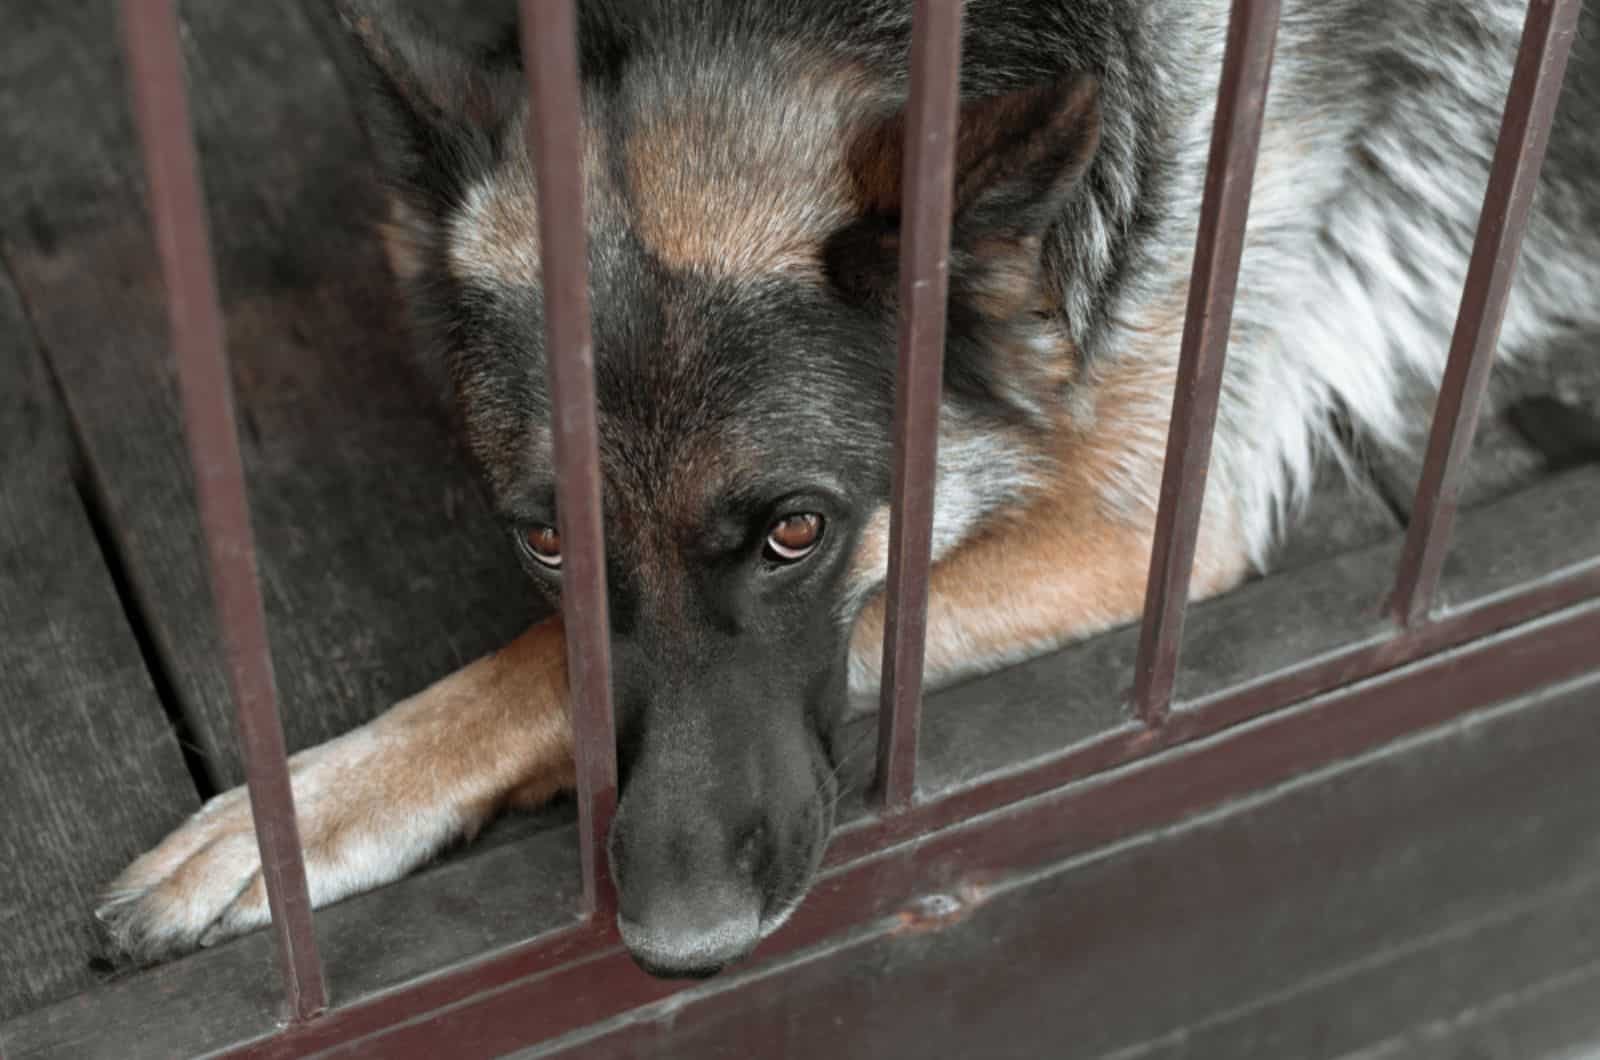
[100,0,1599,977]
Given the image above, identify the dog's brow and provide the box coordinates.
[495,482,558,526]
[719,473,848,511]
[696,481,850,557]
[698,514,754,555]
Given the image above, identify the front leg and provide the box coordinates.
[98,617,575,959]
[849,365,1253,697]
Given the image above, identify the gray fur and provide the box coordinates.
[1093,0,1600,565]
[714,0,1600,586]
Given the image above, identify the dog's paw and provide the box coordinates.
[96,727,448,961]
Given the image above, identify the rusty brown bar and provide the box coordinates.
[874,0,966,811]
[1386,0,1582,626]
[519,0,619,915]
[119,0,327,1022]
[1128,0,1281,727]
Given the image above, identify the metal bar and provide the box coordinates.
[519,0,619,915]
[1128,0,1281,726]
[119,0,327,1022]
[1385,0,1582,626]
[875,0,966,811]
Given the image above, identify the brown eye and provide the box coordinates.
[766,513,823,561]
[525,525,562,568]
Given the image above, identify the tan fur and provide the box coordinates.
[623,57,885,278]
[848,326,1250,693]
[848,504,895,594]
[624,114,849,278]
[322,616,574,836]
[447,124,618,291]
[380,196,428,283]
[100,619,576,954]
[447,58,884,287]
[448,163,546,290]
[965,235,1054,319]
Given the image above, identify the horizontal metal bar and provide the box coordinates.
[874,0,966,812]
[518,0,619,916]
[1128,0,1282,726]
[118,0,327,1024]
[1385,0,1582,626]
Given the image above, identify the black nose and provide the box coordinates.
[629,954,729,981]
[616,885,762,979]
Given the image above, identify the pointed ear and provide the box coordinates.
[952,74,1101,239]
[334,0,523,214]
[833,73,1101,312]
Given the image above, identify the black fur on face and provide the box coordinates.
[337,0,1100,978]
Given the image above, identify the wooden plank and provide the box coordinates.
[1373,406,1548,517]
[1269,455,1401,574]
[0,0,536,788]
[1372,341,1600,521]
[1351,959,1600,1060]
[1114,884,1600,1060]
[0,259,199,1021]
[1504,342,1600,471]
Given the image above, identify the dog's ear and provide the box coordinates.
[831,73,1101,315]
[335,0,523,216]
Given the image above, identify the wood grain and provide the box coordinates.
[0,259,198,1021]
[0,0,538,789]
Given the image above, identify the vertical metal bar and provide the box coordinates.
[874,0,965,811]
[519,0,619,915]
[1128,0,1281,727]
[119,0,327,1022]
[1386,0,1582,626]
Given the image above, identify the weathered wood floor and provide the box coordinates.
[0,0,1597,1052]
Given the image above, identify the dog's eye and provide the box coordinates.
[525,525,562,568]
[765,513,824,561]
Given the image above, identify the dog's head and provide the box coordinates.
[339,1,1098,977]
